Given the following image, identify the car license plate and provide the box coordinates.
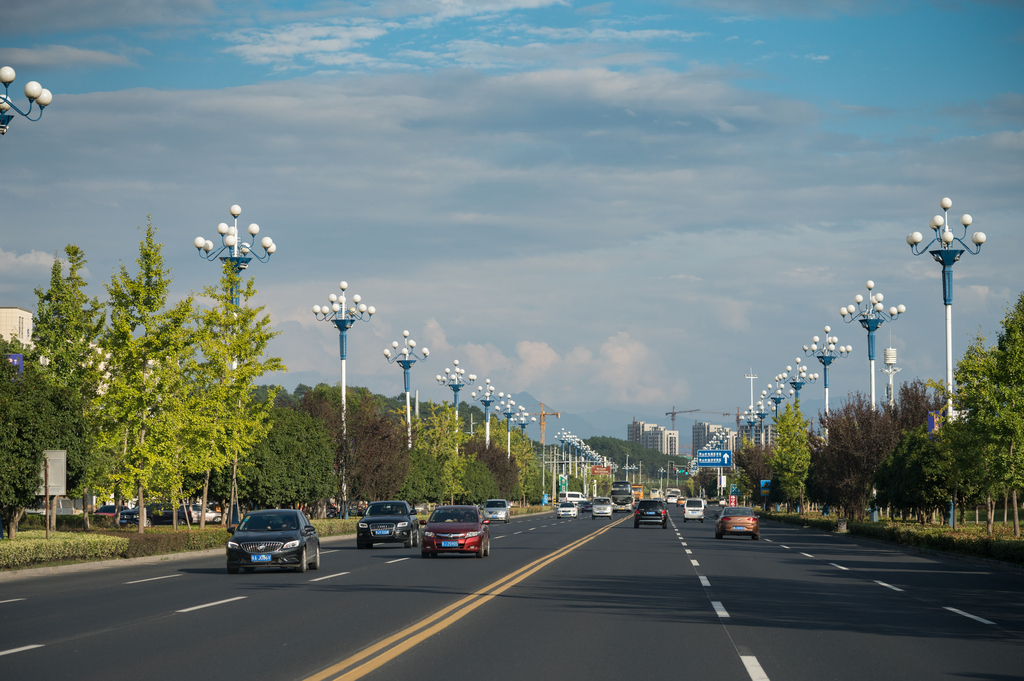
[374,530,389,536]
[732,526,746,531]
[251,554,271,562]
[646,512,655,515]
[441,541,459,548]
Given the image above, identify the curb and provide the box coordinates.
[762,519,1024,575]
[0,532,357,583]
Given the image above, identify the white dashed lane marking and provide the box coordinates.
[125,574,182,585]
[691,559,699,566]
[309,571,350,582]
[0,645,44,657]
[685,549,693,554]
[386,557,409,564]
[0,598,27,604]
[800,552,814,558]
[699,576,710,587]
[741,655,770,681]
[176,596,247,613]
[829,563,849,571]
[945,607,995,625]
[514,531,522,535]
[711,601,730,618]
[874,580,903,591]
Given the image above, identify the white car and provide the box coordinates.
[484,499,511,523]
[556,502,579,519]
[682,498,705,523]
[665,495,679,505]
[591,497,612,519]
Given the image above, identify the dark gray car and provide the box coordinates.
[357,500,420,549]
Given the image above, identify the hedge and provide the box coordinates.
[756,510,1024,565]
[0,531,129,570]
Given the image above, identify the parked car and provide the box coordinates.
[716,507,760,540]
[26,498,81,516]
[191,504,222,524]
[93,504,118,517]
[357,500,419,549]
[682,498,705,523]
[419,505,490,558]
[634,499,668,529]
[226,509,321,573]
[119,504,191,527]
[591,497,612,519]
[483,499,511,523]
[556,502,578,519]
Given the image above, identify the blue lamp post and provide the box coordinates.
[0,66,53,136]
[383,331,429,449]
[312,282,375,435]
[840,281,906,409]
[469,379,497,447]
[754,400,769,447]
[436,360,475,420]
[193,204,277,307]
[783,359,817,403]
[907,197,986,418]
[803,326,851,419]
[496,396,524,458]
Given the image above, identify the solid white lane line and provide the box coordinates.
[514,531,522,535]
[176,596,246,613]
[0,645,44,657]
[741,655,770,681]
[699,576,710,587]
[386,558,409,564]
[711,601,730,618]
[944,607,995,625]
[874,580,903,592]
[0,598,26,604]
[124,574,183,585]
[685,549,693,554]
[800,552,814,558]
[829,563,849,571]
[691,559,699,566]
[309,571,350,582]
[780,545,790,549]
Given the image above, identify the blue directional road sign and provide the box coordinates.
[696,449,732,467]
[760,480,771,497]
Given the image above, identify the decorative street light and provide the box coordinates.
[496,396,525,458]
[803,325,851,419]
[312,281,374,437]
[783,359,817,403]
[0,66,53,136]
[766,376,793,418]
[840,281,906,410]
[470,379,497,447]
[383,331,429,449]
[436,360,475,419]
[907,197,986,417]
[623,464,637,484]
[193,204,277,306]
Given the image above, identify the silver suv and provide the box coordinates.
[483,499,511,523]
[682,498,705,523]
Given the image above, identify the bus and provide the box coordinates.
[609,481,633,512]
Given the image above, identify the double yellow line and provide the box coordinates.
[305,515,629,681]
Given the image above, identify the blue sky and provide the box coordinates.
[2,0,1022,440]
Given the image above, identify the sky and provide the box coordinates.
[1,0,1022,443]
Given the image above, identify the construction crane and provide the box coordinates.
[666,406,699,431]
[529,402,560,446]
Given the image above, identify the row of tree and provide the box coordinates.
[732,291,1024,536]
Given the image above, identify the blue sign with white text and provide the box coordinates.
[696,449,732,467]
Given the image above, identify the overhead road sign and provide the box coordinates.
[696,450,732,467]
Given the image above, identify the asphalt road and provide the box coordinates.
[1,507,1022,681]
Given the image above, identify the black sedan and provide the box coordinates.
[225,509,321,574]
[119,504,191,527]
[357,500,419,549]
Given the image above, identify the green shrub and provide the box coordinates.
[97,527,231,558]
[0,531,129,570]
[311,519,360,537]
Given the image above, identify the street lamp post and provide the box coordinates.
[803,326,851,421]
[0,66,53,136]
[383,331,429,449]
[840,281,906,410]
[470,380,497,447]
[192,204,277,527]
[785,359,817,402]
[436,360,475,419]
[907,197,986,417]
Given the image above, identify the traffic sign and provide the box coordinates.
[760,480,771,497]
[728,495,737,506]
[729,484,739,495]
[695,449,732,467]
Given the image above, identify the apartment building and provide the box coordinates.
[627,419,679,457]
[0,307,33,346]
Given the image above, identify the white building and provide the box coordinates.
[0,307,33,346]
[627,419,679,457]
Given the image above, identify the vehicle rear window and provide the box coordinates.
[724,508,754,515]
[686,500,703,508]
[637,500,661,509]
[485,500,507,508]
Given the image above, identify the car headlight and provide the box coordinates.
[423,531,435,537]
[227,541,239,549]
[282,540,300,549]
[358,522,368,528]
[466,530,482,537]
[397,521,409,528]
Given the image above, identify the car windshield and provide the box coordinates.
[559,502,575,508]
[430,508,478,523]
[485,500,506,508]
[594,498,610,504]
[366,502,406,516]
[238,513,298,531]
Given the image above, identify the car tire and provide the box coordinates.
[311,545,321,570]
[404,535,413,548]
[716,531,722,539]
[413,531,419,547]
[213,516,222,524]
[634,522,639,528]
[662,523,667,529]
[227,565,239,574]
[421,551,430,559]
[145,518,152,528]
[484,540,490,557]
[752,534,759,541]
[297,548,308,573]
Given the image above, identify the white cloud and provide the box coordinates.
[0,45,136,68]
[221,22,390,68]
[0,248,55,280]
[805,53,830,61]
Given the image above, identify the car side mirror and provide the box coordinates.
[303,526,315,535]
[227,527,235,535]
[419,519,427,526]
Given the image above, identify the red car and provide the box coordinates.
[420,505,491,558]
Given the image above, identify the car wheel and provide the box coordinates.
[243,566,255,573]
[311,545,321,570]
[421,551,430,559]
[297,548,308,573]
[227,565,239,574]
[662,523,667,529]
[404,535,414,548]
[413,531,419,547]
[752,534,759,541]
[145,518,153,528]
[701,519,704,523]
[484,540,490,557]
[213,516,222,524]
[505,517,510,524]
[634,522,639,528]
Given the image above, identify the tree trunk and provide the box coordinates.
[1013,488,1020,538]
[1004,488,1009,524]
[138,484,145,535]
[200,469,210,531]
[229,454,239,526]
[986,492,994,536]
[83,488,90,531]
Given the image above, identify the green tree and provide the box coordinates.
[240,407,334,508]
[461,458,499,504]
[96,220,194,533]
[768,402,811,511]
